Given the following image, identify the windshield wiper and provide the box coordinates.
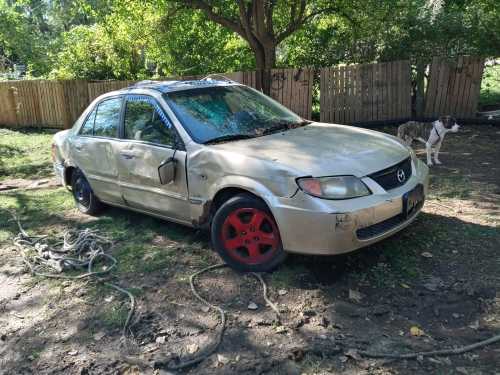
[260,120,311,135]
[204,134,255,145]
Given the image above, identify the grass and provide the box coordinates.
[1,127,498,297]
[479,63,500,110]
[0,128,55,182]
[429,174,471,199]
[0,128,207,312]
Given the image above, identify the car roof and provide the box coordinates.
[116,78,241,95]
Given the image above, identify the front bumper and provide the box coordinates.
[271,159,429,255]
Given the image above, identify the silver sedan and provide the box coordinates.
[52,79,429,272]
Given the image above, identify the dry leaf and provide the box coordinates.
[217,354,230,365]
[410,326,425,337]
[400,283,411,289]
[345,348,362,361]
[247,302,258,310]
[348,289,363,303]
[421,252,433,258]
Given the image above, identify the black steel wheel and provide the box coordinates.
[71,169,103,215]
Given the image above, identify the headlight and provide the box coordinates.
[297,176,371,199]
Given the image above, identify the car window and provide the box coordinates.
[80,108,96,135]
[93,98,122,138]
[124,96,175,146]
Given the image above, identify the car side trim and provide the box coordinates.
[118,180,187,201]
[99,199,194,227]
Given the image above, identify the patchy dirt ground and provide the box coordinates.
[0,125,499,375]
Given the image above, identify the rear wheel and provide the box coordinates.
[71,169,103,215]
[211,194,286,272]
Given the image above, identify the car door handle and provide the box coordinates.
[120,151,138,159]
[74,144,83,151]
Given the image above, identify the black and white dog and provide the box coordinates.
[397,116,460,166]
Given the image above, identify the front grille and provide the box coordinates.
[356,201,423,240]
[369,157,412,190]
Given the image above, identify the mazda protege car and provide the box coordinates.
[52,78,429,272]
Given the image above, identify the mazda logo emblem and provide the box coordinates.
[397,169,406,183]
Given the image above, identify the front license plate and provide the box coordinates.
[402,184,424,218]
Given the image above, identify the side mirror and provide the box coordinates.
[158,157,177,184]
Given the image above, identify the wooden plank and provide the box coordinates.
[340,66,346,123]
[285,68,292,112]
[335,66,344,124]
[460,57,472,117]
[386,62,392,120]
[448,57,461,116]
[361,64,369,122]
[356,65,362,122]
[0,82,17,125]
[324,68,329,122]
[454,56,468,117]
[383,62,389,120]
[327,68,333,122]
[468,57,485,116]
[403,60,412,118]
[372,63,378,121]
[320,69,326,122]
[330,67,335,122]
[424,57,439,117]
[306,68,314,120]
[433,59,448,117]
[346,66,353,123]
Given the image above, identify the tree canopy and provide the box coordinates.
[0,0,498,80]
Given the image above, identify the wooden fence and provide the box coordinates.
[320,60,412,123]
[0,69,313,129]
[0,57,485,129]
[424,56,485,118]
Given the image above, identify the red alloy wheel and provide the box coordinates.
[220,207,280,265]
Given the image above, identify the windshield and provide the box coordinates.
[163,85,305,144]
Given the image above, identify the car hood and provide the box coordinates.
[210,122,410,177]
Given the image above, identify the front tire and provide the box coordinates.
[211,194,286,272]
[71,169,103,215]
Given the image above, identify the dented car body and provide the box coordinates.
[53,79,429,271]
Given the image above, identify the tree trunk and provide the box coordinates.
[252,43,276,95]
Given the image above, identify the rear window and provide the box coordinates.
[93,98,122,138]
[79,108,96,135]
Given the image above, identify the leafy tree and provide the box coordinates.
[174,0,352,92]
[0,0,49,74]
[153,8,254,76]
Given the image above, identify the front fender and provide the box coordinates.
[189,175,299,228]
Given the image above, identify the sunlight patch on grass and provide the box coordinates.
[0,128,55,181]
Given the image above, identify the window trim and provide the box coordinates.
[77,95,124,139]
[121,94,184,150]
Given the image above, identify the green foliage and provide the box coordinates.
[0,0,49,74]
[153,9,254,76]
[281,0,500,67]
[480,64,500,109]
[1,0,500,79]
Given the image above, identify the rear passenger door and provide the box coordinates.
[115,95,190,223]
[71,96,124,204]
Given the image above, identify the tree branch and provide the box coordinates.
[276,4,354,43]
[276,0,306,43]
[183,0,246,38]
